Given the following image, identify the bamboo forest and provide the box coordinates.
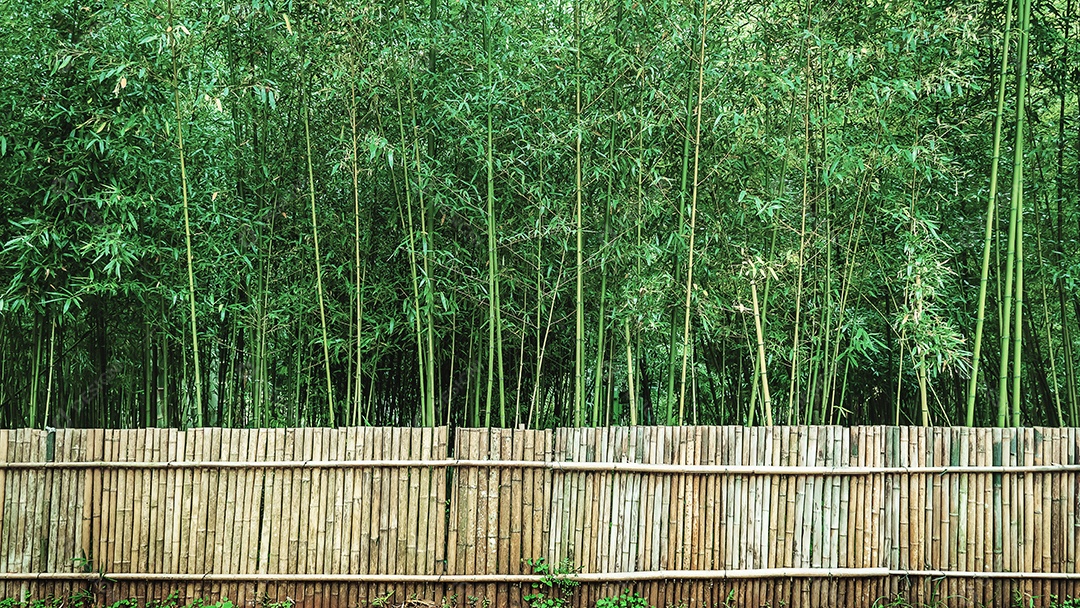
[0,0,1077,430]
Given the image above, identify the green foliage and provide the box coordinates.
[0,0,1078,429]
[1050,595,1080,608]
[595,590,652,608]
[523,557,580,608]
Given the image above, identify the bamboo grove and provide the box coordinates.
[0,0,1078,430]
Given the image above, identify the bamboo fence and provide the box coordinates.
[1,426,1078,607]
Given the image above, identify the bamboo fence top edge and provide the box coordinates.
[2,459,1079,473]
[11,424,1080,432]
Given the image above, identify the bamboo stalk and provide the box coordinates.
[676,0,709,424]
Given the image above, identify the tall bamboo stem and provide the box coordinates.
[966,0,1015,426]
[304,101,335,426]
[677,0,708,423]
[1008,0,1032,427]
[168,0,203,423]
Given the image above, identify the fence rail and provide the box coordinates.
[1,426,1079,607]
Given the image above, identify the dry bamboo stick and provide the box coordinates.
[1023,429,1035,596]
[250,428,269,581]
[119,429,136,574]
[107,430,122,574]
[206,429,224,578]
[182,430,197,601]
[595,427,610,574]
[45,430,64,574]
[446,429,461,577]
[692,427,705,571]
[312,430,332,603]
[0,431,9,580]
[63,431,84,592]
[704,427,718,571]
[423,427,437,576]
[964,430,977,604]
[7,431,26,576]
[325,431,344,601]
[25,431,42,577]
[241,427,260,574]
[480,428,494,605]
[810,428,824,569]
[783,427,797,570]
[262,429,282,586]
[1008,429,1018,574]
[661,426,675,572]
[510,429,524,577]
[258,429,279,575]
[520,431,535,573]
[539,428,552,565]
[765,427,779,571]
[373,428,388,582]
[1041,430,1052,578]
[94,430,109,574]
[161,430,176,577]
[357,428,375,577]
[288,428,305,575]
[740,428,754,570]
[1051,430,1062,575]
[498,428,512,583]
[342,427,358,576]
[404,428,420,576]
[729,427,744,570]
[80,430,95,581]
[241,429,262,578]
[312,429,329,578]
[721,427,733,570]
[572,428,587,573]
[794,426,809,568]
[837,427,850,571]
[132,430,149,575]
[549,428,564,564]
[640,426,655,571]
[484,429,500,587]
[876,428,887,569]
[941,428,952,571]
[433,427,447,575]
[304,427,321,576]
[462,429,478,578]
[1066,429,1076,575]
[993,427,1004,572]
[207,429,225,601]
[618,427,633,572]
[977,427,990,573]
[148,430,164,575]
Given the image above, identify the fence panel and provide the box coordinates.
[1,426,1079,607]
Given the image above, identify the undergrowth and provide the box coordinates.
[522,557,580,608]
[594,590,652,608]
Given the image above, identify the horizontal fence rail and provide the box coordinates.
[5,460,1080,474]
[1,426,1079,608]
